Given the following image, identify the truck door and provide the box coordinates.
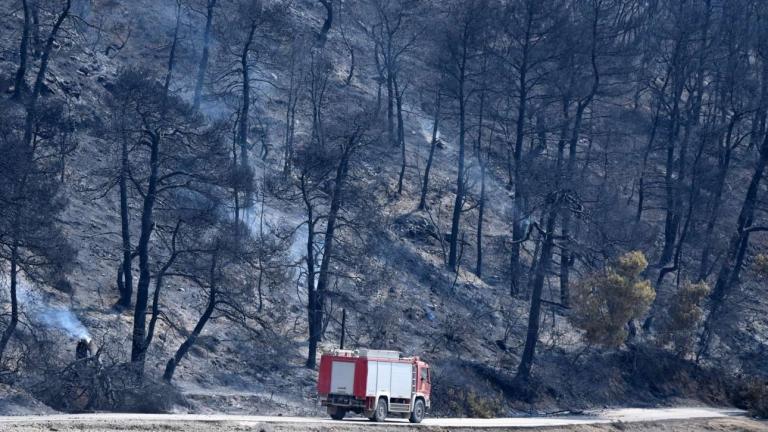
[418,365,431,396]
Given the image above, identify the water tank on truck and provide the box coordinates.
[316,349,431,423]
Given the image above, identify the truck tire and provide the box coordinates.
[370,398,388,422]
[329,407,346,421]
[409,399,426,424]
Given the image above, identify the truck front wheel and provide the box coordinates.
[409,399,425,423]
[370,398,388,422]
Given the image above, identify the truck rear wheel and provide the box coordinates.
[370,398,388,422]
[409,399,425,423]
[328,406,346,420]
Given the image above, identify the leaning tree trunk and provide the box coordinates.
[164,253,218,382]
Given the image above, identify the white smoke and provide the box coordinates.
[8,277,91,340]
[35,307,91,341]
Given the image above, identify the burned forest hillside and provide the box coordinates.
[0,0,767,418]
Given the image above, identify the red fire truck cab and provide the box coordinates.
[317,349,431,423]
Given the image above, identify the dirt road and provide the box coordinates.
[0,408,765,431]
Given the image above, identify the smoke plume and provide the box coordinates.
[11,278,92,341]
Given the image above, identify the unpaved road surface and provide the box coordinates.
[0,408,765,431]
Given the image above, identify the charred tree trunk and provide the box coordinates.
[699,116,738,280]
[560,8,599,307]
[510,9,533,296]
[517,206,557,381]
[130,131,160,365]
[418,87,441,211]
[304,179,318,368]
[308,148,351,368]
[317,0,333,44]
[117,128,133,309]
[283,51,300,176]
[130,9,180,366]
[447,42,468,272]
[698,131,768,360]
[193,0,217,110]
[476,163,486,277]
[637,101,662,222]
[475,82,487,277]
[163,252,218,382]
[0,243,20,364]
[239,23,257,176]
[143,221,180,353]
[12,0,31,100]
[659,24,687,266]
[386,67,395,148]
[23,0,71,149]
[395,77,406,194]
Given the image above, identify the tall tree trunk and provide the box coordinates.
[510,9,533,296]
[308,149,351,368]
[447,45,467,271]
[560,7,599,307]
[475,83,487,277]
[387,68,395,148]
[283,51,300,176]
[193,0,216,110]
[240,23,257,174]
[698,131,768,360]
[12,0,31,100]
[304,180,318,368]
[517,206,557,381]
[117,127,133,309]
[418,87,441,210]
[636,101,662,222]
[476,163,486,277]
[698,116,738,280]
[0,243,20,364]
[395,77,407,194]
[130,8,180,365]
[130,132,160,365]
[659,26,687,266]
[23,0,71,149]
[163,2,181,94]
[31,0,40,59]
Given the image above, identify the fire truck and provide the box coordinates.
[317,349,431,423]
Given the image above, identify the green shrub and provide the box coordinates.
[570,251,655,347]
[443,387,503,418]
[659,280,710,357]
